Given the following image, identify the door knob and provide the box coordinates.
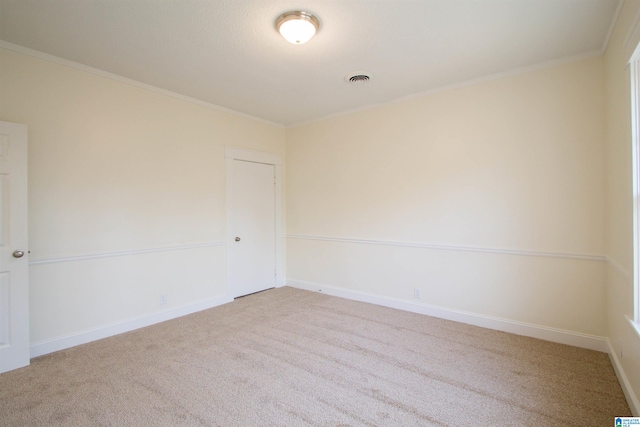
[235,237,241,242]
[12,250,24,258]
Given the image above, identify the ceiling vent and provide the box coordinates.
[345,73,372,84]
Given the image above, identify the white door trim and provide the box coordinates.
[225,147,284,296]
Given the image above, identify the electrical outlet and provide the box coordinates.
[414,288,422,299]
[160,294,168,305]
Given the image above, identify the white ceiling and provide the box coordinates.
[0,0,621,126]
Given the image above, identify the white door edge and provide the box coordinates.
[0,121,29,374]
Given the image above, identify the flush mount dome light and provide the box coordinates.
[276,11,319,44]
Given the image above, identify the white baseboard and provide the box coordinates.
[288,279,609,352]
[30,295,234,358]
[607,338,640,416]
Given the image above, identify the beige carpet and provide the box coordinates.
[0,287,631,426]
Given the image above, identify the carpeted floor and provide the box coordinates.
[0,286,631,426]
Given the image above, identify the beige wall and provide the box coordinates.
[0,47,285,343]
[287,56,607,336]
[604,0,640,413]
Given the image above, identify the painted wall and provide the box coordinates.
[603,0,640,414]
[286,56,607,336]
[0,47,286,347]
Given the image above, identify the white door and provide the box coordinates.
[0,121,29,374]
[228,160,276,297]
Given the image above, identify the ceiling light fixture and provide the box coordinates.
[276,11,319,44]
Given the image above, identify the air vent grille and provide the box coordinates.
[345,72,372,83]
[349,74,369,82]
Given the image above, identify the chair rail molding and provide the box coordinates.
[29,241,225,266]
[286,234,605,262]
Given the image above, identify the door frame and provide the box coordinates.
[225,146,283,296]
